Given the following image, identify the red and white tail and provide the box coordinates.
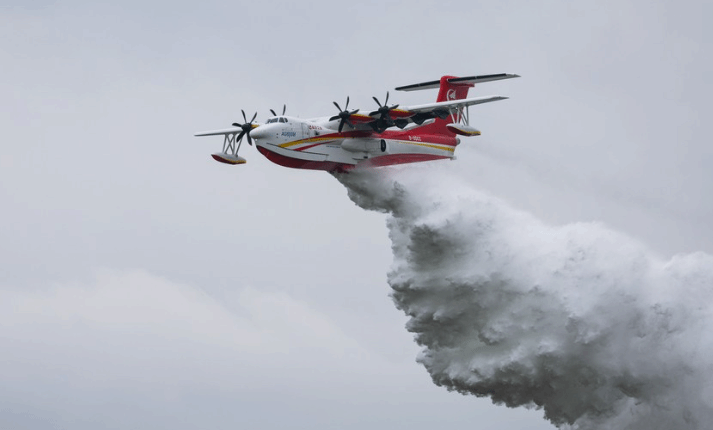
[396,73,518,135]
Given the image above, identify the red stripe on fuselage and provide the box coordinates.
[313,129,458,147]
[295,142,330,151]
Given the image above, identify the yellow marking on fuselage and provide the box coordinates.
[279,136,336,148]
[277,136,455,153]
[402,141,456,152]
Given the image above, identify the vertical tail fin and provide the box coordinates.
[395,73,519,135]
[435,75,473,103]
[431,76,473,134]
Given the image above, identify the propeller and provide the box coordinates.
[329,96,359,133]
[369,91,399,132]
[231,109,258,146]
[269,104,286,117]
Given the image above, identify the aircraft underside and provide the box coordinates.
[254,137,454,172]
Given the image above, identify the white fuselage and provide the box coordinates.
[249,115,456,171]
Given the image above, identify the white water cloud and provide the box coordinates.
[337,164,713,429]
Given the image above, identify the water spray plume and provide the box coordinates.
[336,166,713,430]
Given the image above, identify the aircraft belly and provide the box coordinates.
[320,145,364,165]
[258,143,328,161]
[340,138,375,153]
[384,139,455,157]
[256,137,453,172]
[256,142,358,172]
[341,138,454,158]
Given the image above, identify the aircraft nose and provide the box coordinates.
[250,125,272,140]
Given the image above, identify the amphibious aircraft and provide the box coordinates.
[195,73,519,172]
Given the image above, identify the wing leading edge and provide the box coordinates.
[403,95,508,114]
[336,95,509,131]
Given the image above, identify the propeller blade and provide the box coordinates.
[247,134,253,146]
[281,104,286,115]
[385,91,389,105]
[270,109,277,116]
[372,96,382,107]
[232,122,240,127]
[251,112,257,122]
[242,110,247,123]
[236,129,246,143]
[332,97,357,132]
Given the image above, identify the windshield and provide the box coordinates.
[266,117,288,124]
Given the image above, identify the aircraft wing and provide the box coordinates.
[194,127,244,137]
[401,95,508,114]
[353,95,509,131]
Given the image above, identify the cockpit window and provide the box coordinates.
[267,117,289,124]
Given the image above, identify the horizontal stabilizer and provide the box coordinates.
[396,73,520,92]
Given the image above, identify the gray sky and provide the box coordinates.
[1,1,711,429]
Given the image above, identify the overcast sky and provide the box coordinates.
[1,1,711,429]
